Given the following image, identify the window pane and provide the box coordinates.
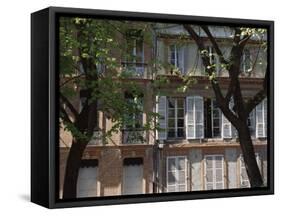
[178,171,185,184]
[177,99,184,108]
[168,158,176,171]
[168,129,175,138]
[177,109,184,118]
[168,171,176,184]
[168,109,175,117]
[177,128,184,138]
[187,125,194,137]
[168,119,175,127]
[177,119,184,127]
[178,185,186,192]
[168,98,176,108]
[187,111,194,123]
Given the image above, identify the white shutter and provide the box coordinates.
[167,156,188,192]
[204,155,224,190]
[186,96,204,139]
[77,167,97,198]
[256,99,267,138]
[222,114,232,138]
[156,96,167,140]
[123,165,143,195]
[186,97,195,139]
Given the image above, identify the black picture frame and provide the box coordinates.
[31,6,274,209]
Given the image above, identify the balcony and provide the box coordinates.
[122,129,146,144]
[121,62,148,79]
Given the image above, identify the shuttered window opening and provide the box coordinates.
[204,155,224,190]
[186,96,204,139]
[240,153,262,188]
[77,167,98,198]
[123,160,144,195]
[211,100,222,138]
[167,97,185,139]
[166,156,189,192]
[156,96,167,140]
[256,99,267,138]
[168,44,184,74]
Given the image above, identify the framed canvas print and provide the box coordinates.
[31,7,274,208]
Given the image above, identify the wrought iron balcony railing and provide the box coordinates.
[121,62,148,79]
[122,129,146,144]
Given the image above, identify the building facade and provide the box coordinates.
[59,23,267,198]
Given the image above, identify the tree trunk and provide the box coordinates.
[237,122,263,187]
[62,139,88,199]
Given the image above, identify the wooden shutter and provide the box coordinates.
[256,99,267,138]
[186,96,204,139]
[156,96,167,140]
[204,155,224,190]
[167,156,188,192]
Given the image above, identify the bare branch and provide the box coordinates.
[60,93,79,119]
[60,104,73,124]
[60,73,85,87]
[201,26,229,65]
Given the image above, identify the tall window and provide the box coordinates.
[241,48,253,74]
[167,97,185,138]
[123,30,144,77]
[211,100,222,138]
[169,44,184,73]
[166,156,188,192]
[206,46,220,75]
[204,155,224,190]
[123,93,144,144]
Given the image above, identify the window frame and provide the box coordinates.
[167,97,185,139]
[204,154,225,190]
[166,156,189,192]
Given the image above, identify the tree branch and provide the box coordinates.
[60,104,73,124]
[201,26,229,65]
[60,93,79,119]
[245,69,267,114]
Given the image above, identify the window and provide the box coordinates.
[206,46,220,75]
[123,30,144,77]
[240,153,262,188]
[166,156,188,192]
[122,93,144,144]
[211,100,222,138]
[256,99,267,138]
[241,48,253,73]
[186,96,204,139]
[204,155,224,190]
[167,97,185,138]
[169,44,184,73]
[126,30,144,63]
